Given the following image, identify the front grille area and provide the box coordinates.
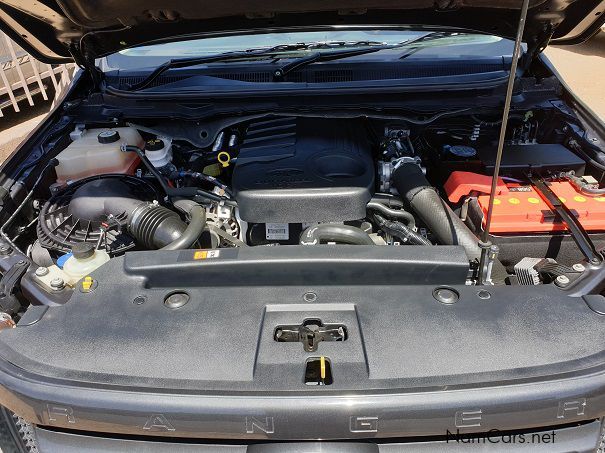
[1,418,599,452]
[0,407,39,453]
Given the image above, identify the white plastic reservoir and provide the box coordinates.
[63,243,110,285]
[55,127,144,184]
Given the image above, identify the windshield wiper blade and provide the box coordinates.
[125,41,396,91]
[125,34,448,91]
[397,31,461,60]
[272,45,391,80]
[272,33,449,80]
[126,44,316,91]
[300,40,388,49]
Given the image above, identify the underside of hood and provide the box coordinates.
[0,0,604,64]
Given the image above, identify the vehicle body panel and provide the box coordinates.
[0,0,604,62]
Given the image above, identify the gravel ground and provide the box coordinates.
[546,32,605,121]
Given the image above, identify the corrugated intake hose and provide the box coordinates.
[300,224,375,245]
[70,178,205,250]
[128,202,186,249]
[391,163,483,261]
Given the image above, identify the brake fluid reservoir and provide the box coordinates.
[62,243,110,285]
[55,127,144,184]
[145,137,173,169]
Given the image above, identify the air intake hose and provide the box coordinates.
[69,179,205,250]
[128,202,189,249]
[160,200,206,250]
[113,199,205,250]
[391,163,482,261]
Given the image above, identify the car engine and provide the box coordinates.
[2,107,604,309]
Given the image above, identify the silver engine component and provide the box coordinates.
[514,257,543,285]
[205,203,242,247]
[378,160,395,192]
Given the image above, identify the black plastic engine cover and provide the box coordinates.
[479,143,585,176]
[232,117,375,223]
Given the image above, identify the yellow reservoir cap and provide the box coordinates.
[81,276,94,291]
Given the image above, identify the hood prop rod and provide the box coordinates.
[478,0,530,285]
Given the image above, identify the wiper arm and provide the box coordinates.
[272,33,449,81]
[126,34,449,90]
[397,31,468,60]
[127,43,313,91]
[273,45,390,80]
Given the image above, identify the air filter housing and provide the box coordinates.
[37,175,159,255]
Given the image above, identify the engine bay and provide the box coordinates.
[1,104,605,312]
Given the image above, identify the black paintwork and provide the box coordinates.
[0,1,603,63]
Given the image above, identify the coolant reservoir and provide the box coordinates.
[55,127,144,184]
[62,243,110,285]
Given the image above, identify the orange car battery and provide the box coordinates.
[444,171,605,234]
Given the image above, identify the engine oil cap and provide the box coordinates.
[433,286,459,305]
[97,130,120,144]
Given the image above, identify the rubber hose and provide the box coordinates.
[122,145,171,195]
[161,200,206,250]
[391,162,482,260]
[374,215,431,245]
[568,140,605,172]
[300,224,374,245]
[367,201,416,229]
[162,187,237,206]
[370,194,404,209]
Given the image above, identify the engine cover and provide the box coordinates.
[232,118,374,223]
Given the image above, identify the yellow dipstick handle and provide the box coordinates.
[217,151,231,168]
[320,356,326,380]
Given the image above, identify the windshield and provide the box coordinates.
[104,29,514,71]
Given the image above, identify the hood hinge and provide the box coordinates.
[69,42,102,88]
[433,0,463,11]
[521,25,555,69]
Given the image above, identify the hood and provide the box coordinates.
[0,0,603,64]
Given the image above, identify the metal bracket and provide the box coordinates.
[478,0,530,284]
[274,319,347,352]
[0,259,29,315]
[529,175,602,265]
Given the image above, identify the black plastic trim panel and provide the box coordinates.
[31,420,605,452]
[0,246,604,440]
